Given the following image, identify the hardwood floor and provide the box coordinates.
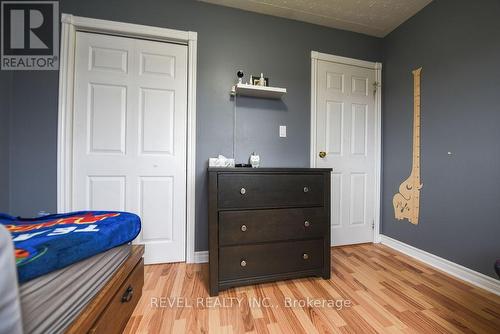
[124,244,500,333]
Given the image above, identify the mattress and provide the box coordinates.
[20,244,131,334]
[0,211,141,282]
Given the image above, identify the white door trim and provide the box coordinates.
[310,51,382,244]
[57,14,198,263]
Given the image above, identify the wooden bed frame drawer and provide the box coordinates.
[89,258,144,334]
[65,245,144,334]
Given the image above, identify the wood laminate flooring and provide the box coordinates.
[124,244,500,333]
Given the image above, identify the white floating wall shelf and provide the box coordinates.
[230,83,287,99]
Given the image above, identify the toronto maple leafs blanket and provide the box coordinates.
[0,211,141,283]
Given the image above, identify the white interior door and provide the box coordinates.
[72,31,188,263]
[314,59,376,246]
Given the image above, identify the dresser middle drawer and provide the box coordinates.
[219,208,327,246]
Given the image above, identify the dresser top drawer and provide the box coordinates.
[217,173,326,209]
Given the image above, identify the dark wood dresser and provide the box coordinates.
[208,168,332,296]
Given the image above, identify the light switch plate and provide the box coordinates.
[279,125,287,138]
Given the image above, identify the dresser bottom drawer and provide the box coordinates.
[219,239,323,281]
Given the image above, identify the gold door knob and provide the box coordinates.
[302,253,309,260]
[319,151,327,158]
[240,260,247,267]
[241,225,247,232]
[304,221,310,227]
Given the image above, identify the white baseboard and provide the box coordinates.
[193,251,208,263]
[380,235,500,296]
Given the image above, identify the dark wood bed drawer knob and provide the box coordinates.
[304,221,310,227]
[241,224,247,232]
[302,253,309,260]
[240,260,247,267]
[240,187,246,195]
[303,186,309,193]
[121,286,134,303]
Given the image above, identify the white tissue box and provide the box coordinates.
[209,155,235,168]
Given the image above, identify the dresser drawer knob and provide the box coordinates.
[302,253,309,260]
[240,260,247,267]
[241,224,247,232]
[303,186,309,193]
[304,221,310,227]
[240,187,246,195]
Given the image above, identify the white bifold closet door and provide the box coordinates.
[72,31,188,264]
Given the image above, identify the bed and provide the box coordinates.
[0,211,144,334]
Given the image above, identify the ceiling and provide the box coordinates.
[198,0,432,37]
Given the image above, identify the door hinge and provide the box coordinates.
[371,220,375,230]
[373,81,381,97]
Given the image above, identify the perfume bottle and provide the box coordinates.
[259,73,265,86]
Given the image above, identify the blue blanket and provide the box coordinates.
[0,211,141,283]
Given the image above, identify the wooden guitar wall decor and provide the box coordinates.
[393,67,423,225]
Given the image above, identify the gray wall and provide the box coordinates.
[9,72,59,216]
[382,0,500,278]
[5,0,382,251]
[0,72,11,212]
